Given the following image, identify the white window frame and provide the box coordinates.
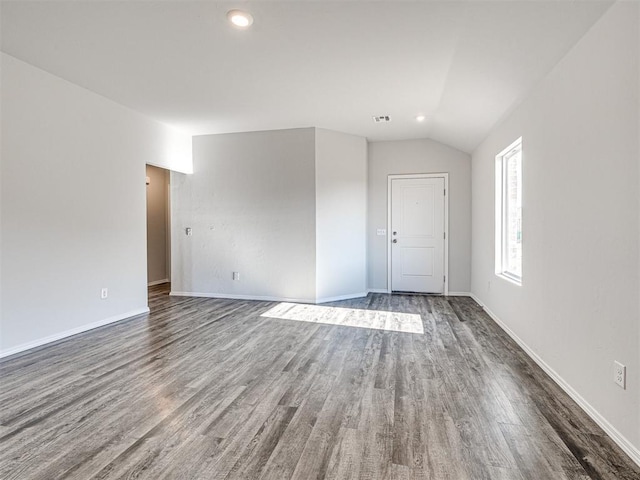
[495,137,523,285]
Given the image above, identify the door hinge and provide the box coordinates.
[444,188,446,196]
[444,275,446,283]
[443,232,446,240]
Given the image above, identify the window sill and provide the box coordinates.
[496,272,522,286]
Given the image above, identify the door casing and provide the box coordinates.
[387,173,449,295]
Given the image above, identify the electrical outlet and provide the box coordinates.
[614,361,626,389]
[101,288,108,299]
[233,272,240,281]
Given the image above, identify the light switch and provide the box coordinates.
[377,229,387,236]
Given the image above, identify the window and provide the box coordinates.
[495,137,522,284]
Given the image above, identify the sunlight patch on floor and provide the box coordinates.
[260,302,424,334]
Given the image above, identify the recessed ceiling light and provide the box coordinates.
[227,10,254,28]
[416,115,426,122]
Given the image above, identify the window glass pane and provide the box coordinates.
[504,148,522,277]
[495,137,522,284]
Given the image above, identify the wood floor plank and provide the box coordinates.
[258,371,337,480]
[1,286,639,479]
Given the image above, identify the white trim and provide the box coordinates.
[496,272,522,287]
[316,292,368,304]
[469,293,484,306]
[170,291,317,304]
[171,291,369,305]
[0,307,150,359]
[495,137,523,284]
[387,173,449,295]
[367,289,470,297]
[148,278,169,286]
[469,293,640,468]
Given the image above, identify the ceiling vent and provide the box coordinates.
[372,115,391,123]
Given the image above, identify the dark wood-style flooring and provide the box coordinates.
[1,284,638,479]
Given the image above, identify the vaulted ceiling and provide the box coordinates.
[1,1,612,152]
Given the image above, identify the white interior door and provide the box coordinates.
[390,177,445,293]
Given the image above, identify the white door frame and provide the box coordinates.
[387,173,449,295]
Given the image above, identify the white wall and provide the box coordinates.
[637,5,640,450]
[367,139,471,293]
[471,2,640,461]
[146,164,170,284]
[0,53,193,356]
[171,128,318,302]
[315,129,367,301]
[145,131,193,175]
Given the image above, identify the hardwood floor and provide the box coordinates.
[1,284,638,479]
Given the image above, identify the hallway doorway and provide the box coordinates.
[146,164,171,286]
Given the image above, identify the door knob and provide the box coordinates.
[392,239,398,243]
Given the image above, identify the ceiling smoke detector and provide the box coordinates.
[373,115,391,123]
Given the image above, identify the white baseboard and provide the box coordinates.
[316,292,368,304]
[170,291,317,304]
[366,289,471,297]
[171,291,370,305]
[0,307,150,359]
[148,278,169,286]
[469,293,640,468]
[367,288,390,294]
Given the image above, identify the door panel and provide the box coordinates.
[401,186,435,237]
[400,247,434,276]
[391,177,445,293]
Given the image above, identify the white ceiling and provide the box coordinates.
[1,1,612,153]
